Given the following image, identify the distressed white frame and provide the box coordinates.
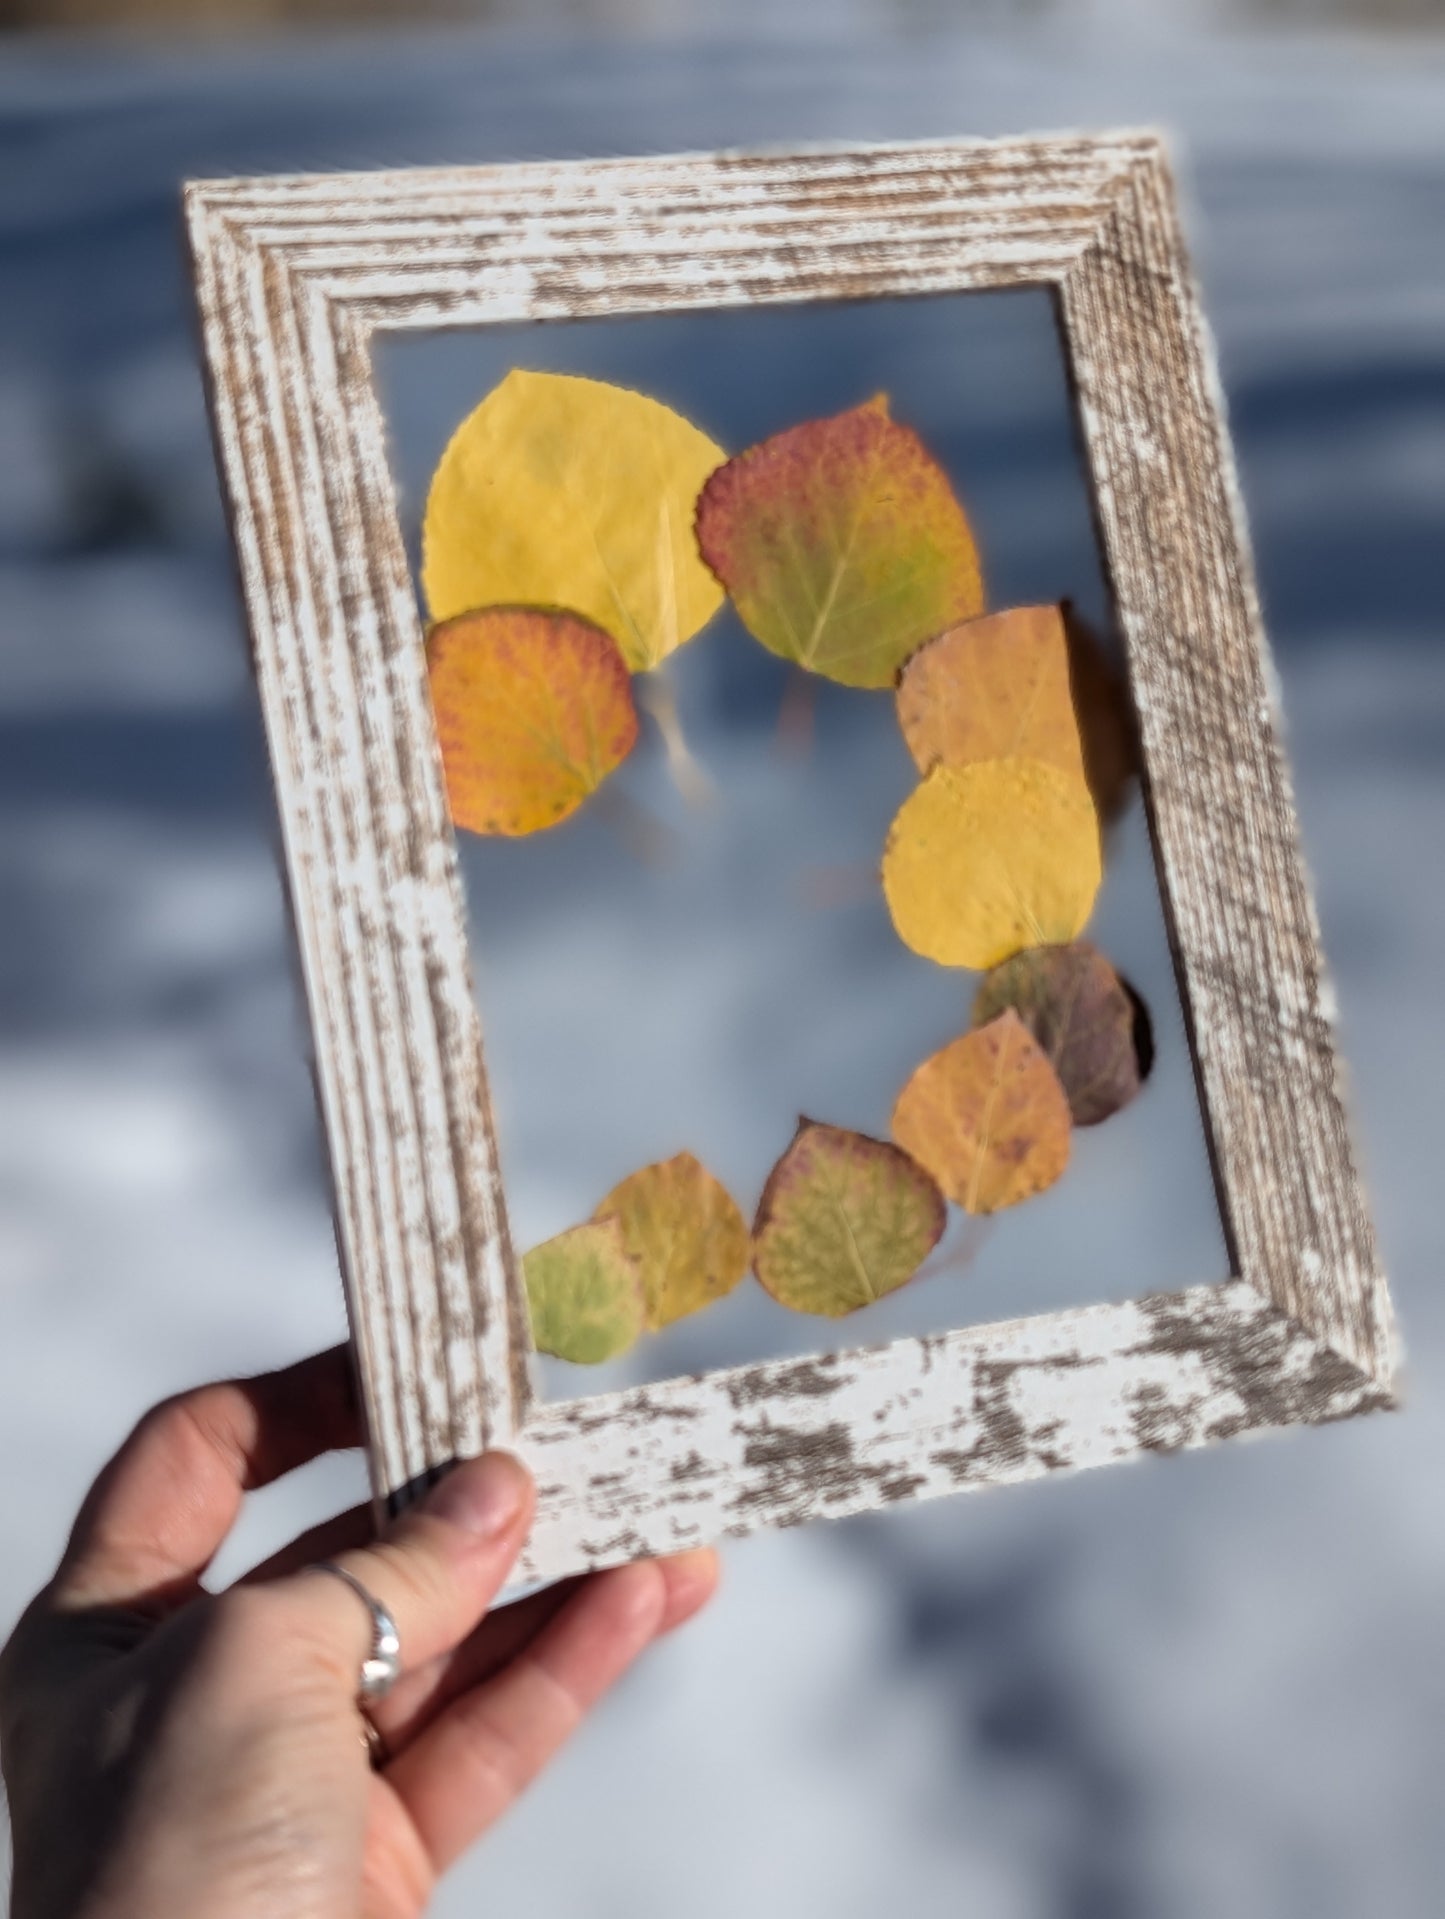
[185,131,1397,1589]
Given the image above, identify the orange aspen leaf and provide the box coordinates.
[891,1011,1072,1215]
[426,606,638,837]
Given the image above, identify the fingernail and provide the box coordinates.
[424,1451,531,1539]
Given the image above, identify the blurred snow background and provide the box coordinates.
[2,16,1444,1917]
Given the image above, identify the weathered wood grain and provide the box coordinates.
[1056,154,1395,1385]
[514,1280,1390,1588]
[184,131,1397,1579]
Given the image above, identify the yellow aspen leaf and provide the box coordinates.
[891,1011,1072,1215]
[694,395,984,689]
[426,606,638,837]
[523,1218,645,1365]
[881,759,1102,970]
[897,602,1088,784]
[422,369,726,671]
[751,1120,946,1318]
[594,1151,749,1331]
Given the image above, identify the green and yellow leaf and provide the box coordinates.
[694,395,983,689]
[751,1119,946,1317]
[523,1218,646,1365]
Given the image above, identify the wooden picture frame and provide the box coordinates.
[185,129,1398,1592]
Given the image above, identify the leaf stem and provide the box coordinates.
[637,666,714,808]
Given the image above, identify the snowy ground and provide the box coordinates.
[2,24,1444,1918]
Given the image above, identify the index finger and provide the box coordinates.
[50,1345,361,1615]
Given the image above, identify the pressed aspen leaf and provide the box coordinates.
[422,369,726,671]
[897,602,1089,784]
[897,602,1140,823]
[523,1219,645,1365]
[891,1011,1072,1215]
[426,606,638,837]
[971,940,1147,1126]
[751,1120,946,1318]
[694,395,983,689]
[881,758,1102,970]
[595,1152,749,1331]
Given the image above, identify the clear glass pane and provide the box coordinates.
[375,288,1229,1404]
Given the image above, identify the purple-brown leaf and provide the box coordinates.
[970,940,1148,1126]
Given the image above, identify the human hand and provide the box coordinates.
[0,1347,718,1919]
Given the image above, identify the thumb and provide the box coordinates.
[272,1452,535,1696]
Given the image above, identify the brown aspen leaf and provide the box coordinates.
[971,940,1146,1126]
[595,1151,749,1331]
[523,1218,645,1365]
[694,395,983,689]
[897,602,1089,785]
[751,1119,946,1318]
[891,1011,1071,1215]
[898,601,1140,823]
[881,758,1102,971]
[1061,602,1139,823]
[426,606,638,836]
[422,369,726,671]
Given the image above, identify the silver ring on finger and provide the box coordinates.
[311,1560,403,1704]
